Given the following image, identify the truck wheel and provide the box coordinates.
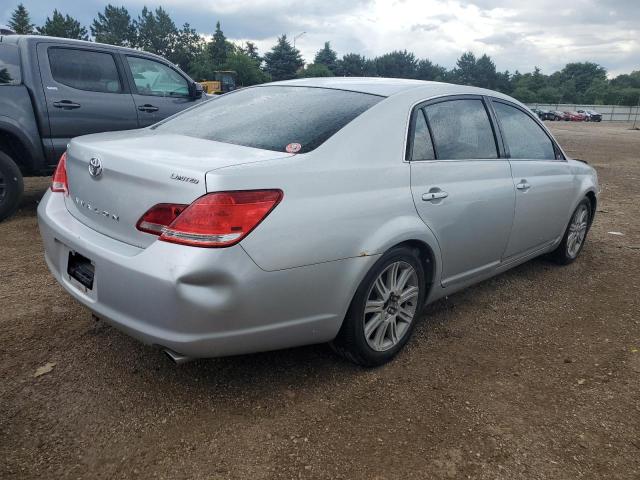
[0,151,24,222]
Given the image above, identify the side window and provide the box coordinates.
[493,102,556,160]
[0,45,22,85]
[424,99,497,160]
[48,48,122,93]
[410,109,435,160]
[126,56,189,97]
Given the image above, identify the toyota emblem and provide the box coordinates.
[88,157,103,178]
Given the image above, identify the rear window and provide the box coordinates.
[0,44,21,85]
[48,47,122,93]
[154,86,383,153]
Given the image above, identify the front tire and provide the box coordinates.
[331,246,426,367]
[0,151,24,222]
[550,199,591,265]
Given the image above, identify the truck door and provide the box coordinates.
[36,43,139,160]
[122,55,199,127]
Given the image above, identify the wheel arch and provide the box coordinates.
[0,119,41,175]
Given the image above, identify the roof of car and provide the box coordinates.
[268,77,511,99]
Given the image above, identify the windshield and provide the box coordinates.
[154,86,383,153]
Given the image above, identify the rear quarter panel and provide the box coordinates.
[205,94,443,275]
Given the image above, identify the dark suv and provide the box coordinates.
[0,35,206,221]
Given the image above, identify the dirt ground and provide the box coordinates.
[1,122,639,480]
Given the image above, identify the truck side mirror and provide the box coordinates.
[190,82,203,99]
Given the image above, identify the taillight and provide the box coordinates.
[136,203,187,235]
[51,152,68,194]
[136,190,283,247]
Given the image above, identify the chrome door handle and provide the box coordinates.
[516,181,531,191]
[422,191,448,201]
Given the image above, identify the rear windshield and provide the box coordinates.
[0,44,21,85]
[154,86,383,153]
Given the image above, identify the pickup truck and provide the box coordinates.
[0,35,206,221]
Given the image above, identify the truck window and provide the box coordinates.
[48,48,122,94]
[126,56,189,97]
[0,44,21,85]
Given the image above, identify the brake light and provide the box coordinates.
[136,203,187,235]
[51,152,68,194]
[136,190,283,247]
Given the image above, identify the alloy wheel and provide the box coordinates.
[363,261,419,352]
[567,204,589,258]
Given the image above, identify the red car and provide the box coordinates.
[563,111,586,121]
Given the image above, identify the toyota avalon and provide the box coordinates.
[38,78,598,366]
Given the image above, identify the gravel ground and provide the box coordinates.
[1,122,639,479]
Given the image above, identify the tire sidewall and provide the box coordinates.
[0,151,24,221]
[556,199,591,264]
[343,246,426,365]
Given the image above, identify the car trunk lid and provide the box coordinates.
[64,130,291,248]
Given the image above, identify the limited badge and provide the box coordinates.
[285,143,302,153]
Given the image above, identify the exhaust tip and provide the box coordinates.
[162,348,193,365]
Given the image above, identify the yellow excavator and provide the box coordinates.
[199,71,237,95]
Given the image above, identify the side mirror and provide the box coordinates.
[190,82,203,99]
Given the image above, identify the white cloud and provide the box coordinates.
[9,0,640,75]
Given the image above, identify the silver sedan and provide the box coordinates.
[38,78,598,366]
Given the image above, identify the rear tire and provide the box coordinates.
[0,151,24,222]
[331,246,426,367]
[550,199,591,265]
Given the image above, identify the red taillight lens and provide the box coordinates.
[136,190,283,247]
[136,203,187,234]
[51,152,68,194]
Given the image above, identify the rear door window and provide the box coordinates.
[0,44,21,85]
[493,102,556,160]
[154,86,383,153]
[48,48,122,93]
[410,109,435,160]
[424,99,497,160]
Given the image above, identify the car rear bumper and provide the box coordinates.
[37,190,375,358]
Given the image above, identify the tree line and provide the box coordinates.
[7,3,640,106]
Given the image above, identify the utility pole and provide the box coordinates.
[293,31,306,49]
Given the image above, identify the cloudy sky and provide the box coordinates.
[3,0,639,76]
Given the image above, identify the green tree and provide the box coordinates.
[263,35,304,81]
[8,4,35,34]
[475,54,497,89]
[136,6,177,58]
[224,50,270,86]
[91,5,136,47]
[557,62,607,102]
[453,51,477,85]
[537,86,562,103]
[243,41,261,65]
[313,42,338,73]
[495,70,512,94]
[511,86,536,103]
[374,50,417,78]
[336,53,367,76]
[172,23,204,74]
[37,10,88,40]
[209,21,230,67]
[298,63,334,78]
[415,59,446,81]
